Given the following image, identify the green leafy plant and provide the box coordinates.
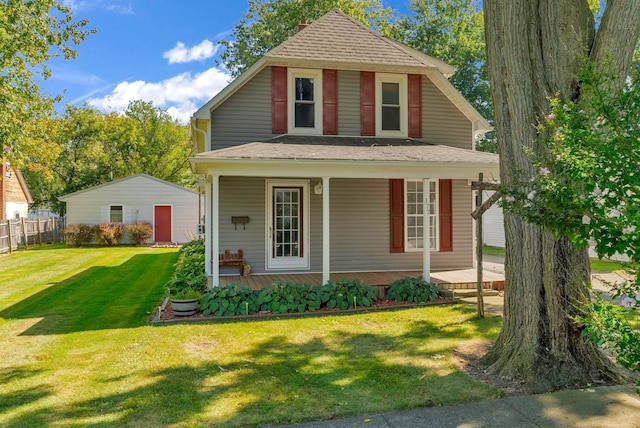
[165,239,207,296]
[171,288,202,300]
[200,283,257,316]
[318,278,376,310]
[93,223,125,246]
[63,223,93,247]
[256,281,321,314]
[387,277,440,303]
[126,222,153,245]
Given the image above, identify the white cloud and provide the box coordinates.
[163,40,218,64]
[87,67,230,123]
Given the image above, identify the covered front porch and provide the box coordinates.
[219,268,505,293]
[191,136,500,289]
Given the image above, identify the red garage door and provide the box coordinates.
[154,205,172,242]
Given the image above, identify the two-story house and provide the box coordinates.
[191,9,499,287]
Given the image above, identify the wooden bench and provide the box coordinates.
[219,249,244,274]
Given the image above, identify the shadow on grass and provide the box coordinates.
[1,312,627,428]
[0,252,177,336]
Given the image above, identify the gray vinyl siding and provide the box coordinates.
[218,177,472,274]
[62,176,200,244]
[421,77,473,150]
[337,70,360,136]
[210,68,273,150]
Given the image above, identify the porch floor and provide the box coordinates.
[219,268,505,291]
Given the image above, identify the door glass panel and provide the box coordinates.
[273,188,302,258]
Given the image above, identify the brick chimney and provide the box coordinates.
[296,19,308,33]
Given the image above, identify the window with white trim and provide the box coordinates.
[110,205,123,223]
[406,180,438,250]
[376,73,407,137]
[288,68,322,134]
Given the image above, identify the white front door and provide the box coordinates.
[266,180,310,270]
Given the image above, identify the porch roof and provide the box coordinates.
[190,136,499,180]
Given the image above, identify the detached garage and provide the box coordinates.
[59,174,201,244]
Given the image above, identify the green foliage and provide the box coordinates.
[578,297,640,381]
[126,222,153,246]
[500,63,640,385]
[387,277,440,303]
[200,283,258,316]
[63,224,93,247]
[0,0,93,169]
[256,281,321,314]
[318,278,376,310]
[219,0,392,77]
[165,239,207,296]
[390,0,494,149]
[93,223,125,246]
[22,102,194,214]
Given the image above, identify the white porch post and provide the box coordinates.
[322,176,331,285]
[211,174,220,287]
[422,178,431,283]
[204,176,212,278]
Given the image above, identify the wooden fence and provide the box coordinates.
[0,217,65,254]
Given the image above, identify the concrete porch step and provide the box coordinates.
[440,289,500,298]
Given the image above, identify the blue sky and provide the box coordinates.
[42,0,410,124]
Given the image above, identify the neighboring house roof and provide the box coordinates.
[193,9,491,134]
[193,136,499,165]
[58,174,198,201]
[14,169,33,204]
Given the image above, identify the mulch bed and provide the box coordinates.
[156,297,454,323]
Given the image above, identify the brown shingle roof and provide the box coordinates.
[194,136,499,165]
[265,9,448,71]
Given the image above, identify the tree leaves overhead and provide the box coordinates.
[218,0,392,77]
[0,0,94,167]
[390,0,491,123]
[23,102,193,214]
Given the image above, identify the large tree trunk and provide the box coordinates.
[482,0,640,392]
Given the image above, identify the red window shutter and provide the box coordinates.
[439,179,453,252]
[408,74,422,138]
[360,71,375,136]
[390,179,405,253]
[271,66,287,134]
[323,69,338,135]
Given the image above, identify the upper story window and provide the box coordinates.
[288,68,322,134]
[376,73,407,137]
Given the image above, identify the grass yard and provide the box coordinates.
[483,245,625,273]
[0,245,503,427]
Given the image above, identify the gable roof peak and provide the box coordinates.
[265,8,454,75]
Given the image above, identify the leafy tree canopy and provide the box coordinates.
[0,0,94,167]
[219,0,392,77]
[24,102,193,214]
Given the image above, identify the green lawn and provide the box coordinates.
[483,245,624,273]
[0,245,503,427]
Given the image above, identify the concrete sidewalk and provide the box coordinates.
[272,385,640,428]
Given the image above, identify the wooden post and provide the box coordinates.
[476,173,485,318]
[6,219,12,254]
[37,218,42,246]
[21,217,28,249]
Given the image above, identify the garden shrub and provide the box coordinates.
[166,239,207,295]
[94,223,125,246]
[63,224,93,247]
[256,281,321,314]
[318,278,376,310]
[387,277,440,303]
[200,283,258,316]
[126,222,153,245]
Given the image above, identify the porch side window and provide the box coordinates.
[110,205,123,223]
[288,68,322,134]
[376,73,407,137]
[406,180,437,250]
